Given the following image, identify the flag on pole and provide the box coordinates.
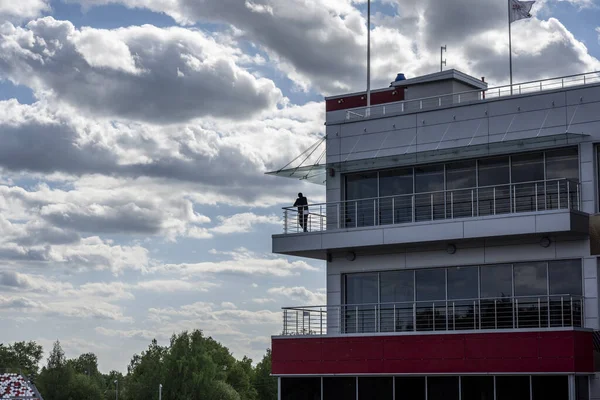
[510,0,535,23]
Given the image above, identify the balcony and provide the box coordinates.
[283,178,580,234]
[280,294,583,337]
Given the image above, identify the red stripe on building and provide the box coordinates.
[325,89,405,112]
[272,330,593,375]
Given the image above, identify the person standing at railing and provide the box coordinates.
[293,193,309,232]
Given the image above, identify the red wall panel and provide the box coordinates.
[272,330,594,375]
[325,89,405,112]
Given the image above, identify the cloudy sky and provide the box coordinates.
[0,0,599,372]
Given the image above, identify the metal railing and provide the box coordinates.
[281,295,584,336]
[342,71,600,122]
[282,178,580,233]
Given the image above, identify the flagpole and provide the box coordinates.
[508,0,513,95]
[367,0,371,108]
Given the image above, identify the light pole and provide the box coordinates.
[114,379,118,400]
[159,383,162,400]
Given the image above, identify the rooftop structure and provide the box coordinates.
[269,69,600,400]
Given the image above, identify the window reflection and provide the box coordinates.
[342,260,582,333]
[342,148,578,226]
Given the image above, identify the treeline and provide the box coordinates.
[0,330,276,400]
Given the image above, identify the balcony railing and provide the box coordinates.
[281,295,584,336]
[282,178,580,234]
[342,71,600,122]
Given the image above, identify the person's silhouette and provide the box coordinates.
[293,193,309,232]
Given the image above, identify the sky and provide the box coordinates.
[0,0,599,373]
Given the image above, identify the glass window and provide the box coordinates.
[427,377,459,400]
[511,152,544,183]
[496,376,530,400]
[379,168,413,196]
[546,147,579,180]
[478,156,509,186]
[380,271,414,332]
[416,269,446,301]
[323,378,355,400]
[461,376,494,400]
[358,377,392,400]
[532,376,568,400]
[548,259,582,295]
[346,172,378,200]
[345,273,378,304]
[446,161,477,189]
[514,262,548,296]
[576,376,589,400]
[395,377,425,400]
[415,165,444,193]
[480,265,512,298]
[380,270,414,303]
[281,378,321,400]
[447,266,479,299]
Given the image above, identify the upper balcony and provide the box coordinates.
[273,178,589,258]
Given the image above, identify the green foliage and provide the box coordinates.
[253,350,276,400]
[3,331,276,400]
[0,341,44,377]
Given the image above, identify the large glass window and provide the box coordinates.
[416,269,446,330]
[514,262,548,328]
[549,259,582,327]
[345,172,377,227]
[446,161,477,218]
[496,376,530,400]
[514,262,547,296]
[323,378,355,400]
[358,377,392,400]
[461,376,494,400]
[415,165,445,221]
[343,148,579,226]
[345,273,378,333]
[343,260,581,333]
[512,152,544,183]
[281,378,321,400]
[478,156,510,216]
[379,168,413,225]
[427,377,459,400]
[480,264,513,329]
[380,270,414,332]
[395,377,425,400]
[532,376,568,400]
[447,266,479,330]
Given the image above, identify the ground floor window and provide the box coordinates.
[280,375,587,400]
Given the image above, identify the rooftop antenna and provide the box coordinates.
[440,45,447,72]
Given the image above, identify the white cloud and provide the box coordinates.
[0,0,49,21]
[221,301,237,309]
[0,18,282,124]
[134,279,219,293]
[252,298,275,304]
[160,248,319,277]
[211,212,280,235]
[267,286,326,305]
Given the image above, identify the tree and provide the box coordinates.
[0,341,44,377]
[65,374,103,400]
[227,357,257,400]
[123,339,165,400]
[253,350,276,400]
[37,341,73,400]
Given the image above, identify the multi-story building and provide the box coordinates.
[269,69,600,400]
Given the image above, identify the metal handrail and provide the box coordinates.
[340,71,600,122]
[281,178,581,234]
[281,294,584,336]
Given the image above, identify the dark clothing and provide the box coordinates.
[293,196,309,232]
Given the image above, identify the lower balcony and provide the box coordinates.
[280,295,583,336]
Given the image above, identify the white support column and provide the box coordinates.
[278,377,281,400]
[569,375,576,400]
